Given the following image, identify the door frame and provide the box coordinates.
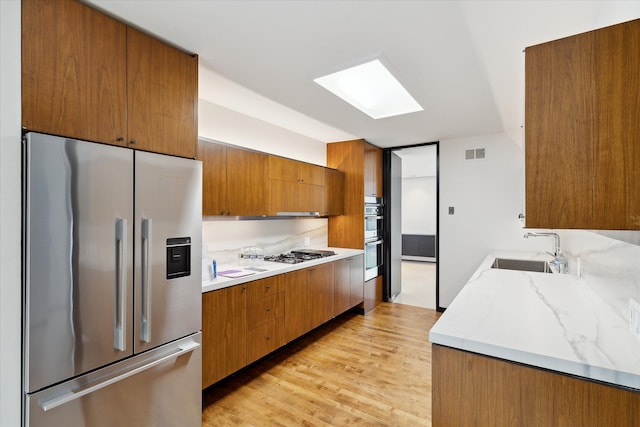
[382,141,443,312]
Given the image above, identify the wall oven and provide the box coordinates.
[364,196,383,281]
[364,239,383,281]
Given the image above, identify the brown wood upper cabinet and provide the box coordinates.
[525,19,640,230]
[22,0,198,158]
[324,168,345,216]
[364,142,383,197]
[197,141,269,216]
[268,155,326,215]
[327,139,383,249]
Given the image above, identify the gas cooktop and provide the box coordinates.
[264,249,336,264]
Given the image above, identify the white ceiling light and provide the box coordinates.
[314,59,423,119]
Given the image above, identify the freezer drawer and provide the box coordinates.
[25,333,202,427]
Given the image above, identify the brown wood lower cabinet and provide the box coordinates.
[284,262,334,342]
[363,275,383,313]
[201,284,247,389]
[246,276,284,364]
[432,344,640,427]
[334,255,364,315]
[203,258,363,388]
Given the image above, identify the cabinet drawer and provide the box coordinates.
[247,293,283,330]
[246,275,283,302]
[247,317,285,364]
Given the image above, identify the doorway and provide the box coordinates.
[383,142,439,311]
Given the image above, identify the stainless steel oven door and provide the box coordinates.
[364,214,383,241]
[364,239,383,281]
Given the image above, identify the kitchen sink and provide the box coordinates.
[491,258,553,273]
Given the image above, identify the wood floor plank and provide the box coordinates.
[202,302,440,426]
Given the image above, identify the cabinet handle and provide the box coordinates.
[266,307,271,312]
[130,139,137,145]
[266,336,270,340]
[266,285,271,289]
[116,137,124,142]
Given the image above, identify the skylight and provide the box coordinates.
[314,59,423,119]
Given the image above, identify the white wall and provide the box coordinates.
[402,176,437,235]
[199,99,328,166]
[438,132,550,307]
[0,1,22,425]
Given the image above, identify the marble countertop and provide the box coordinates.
[202,247,364,293]
[429,250,640,390]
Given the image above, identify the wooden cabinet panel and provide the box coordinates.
[268,181,324,215]
[268,156,299,183]
[327,139,378,248]
[284,270,311,342]
[309,263,334,328]
[197,142,269,216]
[22,0,198,158]
[284,263,335,342]
[364,142,383,197]
[333,255,364,315]
[334,259,352,316]
[247,293,283,330]
[268,155,326,215]
[22,0,127,146]
[324,168,345,216]
[298,163,326,186]
[126,27,197,158]
[202,285,247,389]
[246,275,283,302]
[197,141,227,216]
[525,19,640,229]
[227,147,269,216]
[349,255,365,306]
[363,276,383,314]
[433,344,640,427]
[247,317,285,364]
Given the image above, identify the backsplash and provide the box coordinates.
[202,218,328,266]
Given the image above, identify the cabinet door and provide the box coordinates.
[349,255,365,306]
[364,142,383,197]
[127,27,197,158]
[247,317,285,364]
[247,275,283,302]
[284,270,311,342]
[247,293,283,330]
[298,163,326,186]
[324,168,345,216]
[333,259,352,316]
[268,156,299,183]
[591,21,640,229]
[22,0,127,146]
[525,19,640,229]
[201,285,247,389]
[525,31,596,229]
[309,263,334,328]
[197,141,228,216]
[227,148,269,216]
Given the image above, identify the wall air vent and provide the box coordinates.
[465,148,486,161]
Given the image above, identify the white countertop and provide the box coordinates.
[429,250,640,390]
[202,247,364,293]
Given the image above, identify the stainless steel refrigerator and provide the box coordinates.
[23,132,202,426]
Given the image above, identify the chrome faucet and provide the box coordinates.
[524,232,568,273]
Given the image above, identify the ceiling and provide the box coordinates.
[87,1,639,149]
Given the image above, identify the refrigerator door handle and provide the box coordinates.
[39,340,201,412]
[114,218,128,351]
[141,218,152,342]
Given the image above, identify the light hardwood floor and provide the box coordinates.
[202,302,440,426]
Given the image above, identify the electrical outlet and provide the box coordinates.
[630,298,640,340]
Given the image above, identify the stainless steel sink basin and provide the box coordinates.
[491,258,553,273]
